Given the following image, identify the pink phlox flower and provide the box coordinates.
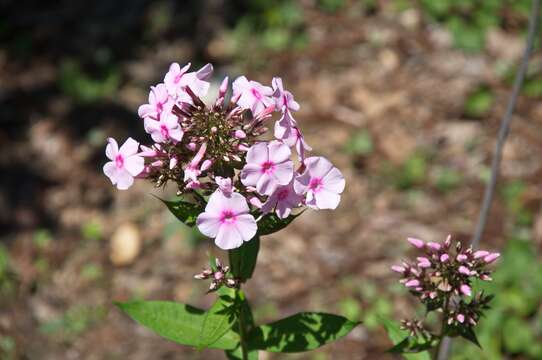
[137,83,173,120]
[261,180,303,219]
[103,137,144,190]
[184,143,208,183]
[196,190,257,250]
[215,176,234,197]
[164,62,213,101]
[294,156,345,210]
[232,76,274,116]
[144,111,183,143]
[272,77,300,112]
[240,141,294,196]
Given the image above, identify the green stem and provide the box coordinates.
[237,290,249,360]
[436,297,450,359]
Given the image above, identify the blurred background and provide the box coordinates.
[1,0,542,358]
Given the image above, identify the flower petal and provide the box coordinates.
[272,161,294,185]
[322,167,345,193]
[215,223,243,250]
[105,138,119,160]
[124,155,144,176]
[196,212,221,238]
[235,214,257,241]
[119,137,140,156]
[314,189,341,210]
[268,141,291,164]
[225,192,251,214]
[115,169,135,190]
[256,173,277,196]
[306,156,333,178]
[240,164,261,187]
[246,142,269,165]
[103,162,118,184]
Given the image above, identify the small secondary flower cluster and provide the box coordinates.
[194,258,238,293]
[392,235,499,328]
[103,62,345,250]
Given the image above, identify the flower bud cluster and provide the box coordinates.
[392,235,499,330]
[103,62,346,250]
[194,258,238,292]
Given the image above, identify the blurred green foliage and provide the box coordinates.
[464,86,494,118]
[393,152,429,190]
[501,180,533,226]
[413,0,532,52]
[228,0,307,65]
[345,130,374,156]
[452,238,542,359]
[434,167,463,193]
[81,221,103,242]
[39,305,107,342]
[0,335,15,360]
[59,60,119,104]
[0,244,15,297]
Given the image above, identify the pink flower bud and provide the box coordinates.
[187,142,197,151]
[169,157,178,170]
[391,265,405,273]
[405,279,420,287]
[219,76,229,97]
[238,144,249,152]
[427,242,441,251]
[440,254,449,263]
[459,284,471,296]
[417,257,431,268]
[234,130,246,139]
[480,274,492,281]
[457,254,468,262]
[456,314,465,323]
[473,250,489,259]
[407,237,425,249]
[484,252,500,264]
[214,272,224,280]
[249,197,263,209]
[458,266,471,275]
[429,291,437,299]
[200,159,212,171]
[444,234,452,248]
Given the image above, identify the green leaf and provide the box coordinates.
[158,197,203,227]
[388,336,437,354]
[198,289,238,349]
[380,317,432,360]
[458,326,481,348]
[115,300,238,350]
[257,212,301,236]
[247,312,360,353]
[225,346,259,360]
[229,237,260,281]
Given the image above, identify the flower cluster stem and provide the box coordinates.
[438,1,541,359]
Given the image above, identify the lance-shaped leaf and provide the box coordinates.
[256,212,301,236]
[115,300,239,350]
[159,197,203,227]
[380,317,432,360]
[246,312,360,353]
[229,236,260,281]
[198,289,238,349]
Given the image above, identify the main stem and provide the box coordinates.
[237,289,249,360]
[437,1,541,359]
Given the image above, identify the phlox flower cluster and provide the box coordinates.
[392,235,499,329]
[103,62,345,250]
